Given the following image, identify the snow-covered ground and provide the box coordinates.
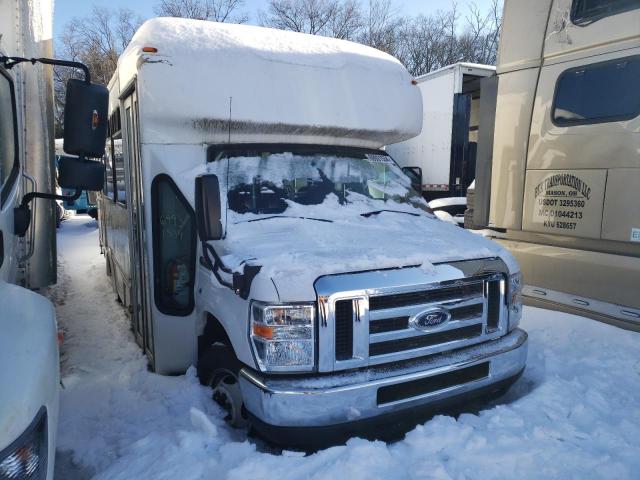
[49,215,640,479]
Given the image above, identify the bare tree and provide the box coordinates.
[327,0,363,40]
[459,0,502,65]
[155,0,248,23]
[54,7,143,136]
[259,0,502,77]
[260,0,361,37]
[358,0,402,53]
[393,0,502,77]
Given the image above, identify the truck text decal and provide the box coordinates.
[534,173,591,200]
[523,170,607,240]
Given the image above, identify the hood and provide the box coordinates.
[217,211,517,301]
[0,282,59,450]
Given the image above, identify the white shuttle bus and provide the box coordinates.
[98,18,528,446]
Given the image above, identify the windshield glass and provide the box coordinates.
[208,145,430,220]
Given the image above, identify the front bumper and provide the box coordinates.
[239,328,527,440]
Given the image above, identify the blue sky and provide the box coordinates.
[54,0,495,40]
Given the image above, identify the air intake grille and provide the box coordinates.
[335,300,353,361]
[377,362,490,405]
[369,324,483,356]
[369,282,484,311]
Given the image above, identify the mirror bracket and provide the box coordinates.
[20,188,81,209]
[0,56,91,83]
[13,205,31,237]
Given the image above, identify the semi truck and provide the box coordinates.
[0,1,108,478]
[468,0,640,331]
[97,18,527,446]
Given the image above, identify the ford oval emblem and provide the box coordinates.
[411,308,451,331]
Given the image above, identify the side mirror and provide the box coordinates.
[63,79,109,158]
[402,166,423,194]
[195,174,223,241]
[58,155,104,191]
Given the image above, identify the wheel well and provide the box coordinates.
[198,313,233,359]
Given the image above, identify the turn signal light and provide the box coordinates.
[252,323,273,340]
[142,46,158,53]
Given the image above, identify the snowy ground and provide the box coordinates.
[49,215,640,480]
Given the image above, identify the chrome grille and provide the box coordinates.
[315,260,510,373]
[335,299,354,361]
[369,282,484,311]
[367,274,505,363]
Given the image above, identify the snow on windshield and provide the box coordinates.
[207,150,429,221]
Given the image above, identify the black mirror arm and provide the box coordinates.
[202,242,234,289]
[0,56,91,83]
[20,188,82,208]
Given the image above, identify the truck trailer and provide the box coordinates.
[386,62,495,203]
[0,1,109,477]
[470,0,640,330]
[97,18,528,446]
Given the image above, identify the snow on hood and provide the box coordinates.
[216,195,516,301]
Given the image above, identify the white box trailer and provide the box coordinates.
[0,2,60,477]
[387,63,495,202]
[98,18,527,448]
[0,1,109,477]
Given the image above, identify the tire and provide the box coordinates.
[198,344,249,429]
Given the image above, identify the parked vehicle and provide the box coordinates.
[386,63,495,203]
[54,140,98,219]
[0,0,108,477]
[469,0,640,331]
[97,18,527,447]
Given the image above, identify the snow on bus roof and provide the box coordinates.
[116,18,422,148]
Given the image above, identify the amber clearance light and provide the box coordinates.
[142,46,158,53]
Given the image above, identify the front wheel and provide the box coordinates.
[198,344,249,429]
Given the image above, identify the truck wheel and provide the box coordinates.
[198,344,249,429]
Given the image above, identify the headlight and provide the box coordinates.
[0,407,47,480]
[508,272,523,331]
[250,302,315,372]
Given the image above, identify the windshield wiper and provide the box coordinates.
[360,209,421,218]
[238,215,333,224]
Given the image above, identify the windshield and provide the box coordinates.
[208,145,430,220]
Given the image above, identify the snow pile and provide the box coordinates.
[118,18,422,147]
[51,216,640,479]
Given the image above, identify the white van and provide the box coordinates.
[98,18,528,446]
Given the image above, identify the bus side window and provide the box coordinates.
[113,132,125,205]
[103,138,115,199]
[151,174,196,316]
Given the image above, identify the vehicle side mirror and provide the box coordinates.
[58,155,104,191]
[195,174,223,241]
[63,79,109,158]
[402,166,423,194]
